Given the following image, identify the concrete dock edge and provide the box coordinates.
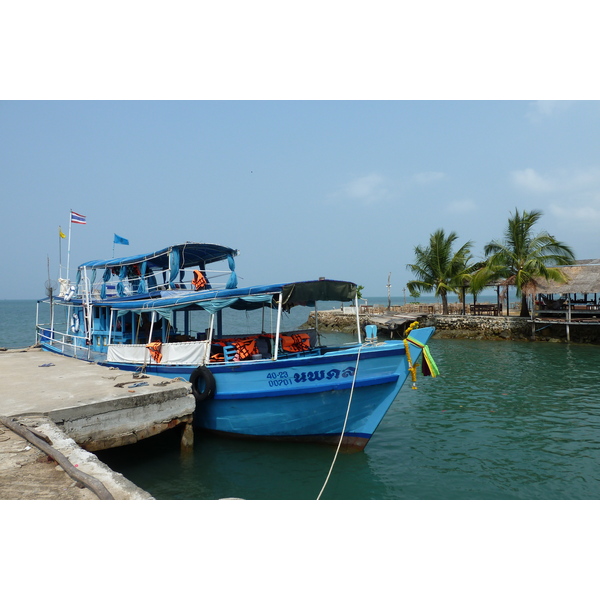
[1,347,195,499]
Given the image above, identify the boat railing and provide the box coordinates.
[36,324,92,359]
[59,266,235,301]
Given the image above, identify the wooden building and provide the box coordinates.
[531,260,600,341]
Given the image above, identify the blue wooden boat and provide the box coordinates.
[36,242,436,450]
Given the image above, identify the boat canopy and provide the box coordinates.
[76,242,240,294]
[97,279,357,322]
[78,242,238,270]
[280,279,356,309]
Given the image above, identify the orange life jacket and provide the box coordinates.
[192,270,208,290]
[217,337,259,361]
[233,338,259,360]
[146,341,163,363]
[280,333,311,353]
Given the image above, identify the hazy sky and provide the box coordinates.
[2,3,598,301]
[2,100,599,300]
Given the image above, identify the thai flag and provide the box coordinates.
[70,211,86,225]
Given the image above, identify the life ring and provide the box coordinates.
[64,286,76,301]
[71,313,80,334]
[189,366,216,402]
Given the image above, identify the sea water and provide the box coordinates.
[3,298,600,500]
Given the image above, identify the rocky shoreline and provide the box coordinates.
[306,309,600,344]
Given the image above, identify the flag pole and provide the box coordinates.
[59,227,63,279]
[66,210,73,281]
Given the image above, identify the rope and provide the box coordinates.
[403,338,418,389]
[316,343,363,500]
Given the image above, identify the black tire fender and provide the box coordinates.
[189,366,216,402]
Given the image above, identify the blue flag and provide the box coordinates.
[114,234,129,245]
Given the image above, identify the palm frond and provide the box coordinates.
[480,208,575,310]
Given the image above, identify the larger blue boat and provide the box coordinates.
[36,242,436,450]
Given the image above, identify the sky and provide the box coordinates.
[2,100,600,300]
[1,3,599,302]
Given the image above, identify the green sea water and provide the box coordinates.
[3,299,600,500]
[96,336,600,500]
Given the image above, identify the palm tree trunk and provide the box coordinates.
[441,291,449,315]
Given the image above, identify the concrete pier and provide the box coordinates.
[0,347,196,499]
[0,415,153,499]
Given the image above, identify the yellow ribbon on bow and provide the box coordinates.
[402,321,440,389]
[403,337,419,389]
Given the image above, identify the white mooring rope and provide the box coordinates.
[316,344,363,500]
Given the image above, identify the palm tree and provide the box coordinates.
[406,229,474,314]
[477,208,575,317]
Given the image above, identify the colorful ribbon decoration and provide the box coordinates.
[402,322,440,389]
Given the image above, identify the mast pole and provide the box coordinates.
[355,292,362,344]
[148,310,156,345]
[387,272,391,311]
[66,211,73,282]
[273,292,283,361]
[58,227,62,280]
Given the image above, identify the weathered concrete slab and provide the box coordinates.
[0,416,153,500]
[0,348,195,450]
[0,347,198,499]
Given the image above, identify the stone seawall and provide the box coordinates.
[424,315,600,343]
[308,311,530,340]
[420,314,530,340]
[307,310,600,344]
[305,311,368,335]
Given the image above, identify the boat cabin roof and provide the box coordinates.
[92,279,357,312]
[78,242,238,271]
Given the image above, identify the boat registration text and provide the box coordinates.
[266,367,356,387]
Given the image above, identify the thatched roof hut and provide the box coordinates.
[533,260,600,295]
[528,260,600,341]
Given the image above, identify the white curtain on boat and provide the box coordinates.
[107,341,209,365]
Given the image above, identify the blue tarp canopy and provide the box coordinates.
[115,294,275,322]
[94,279,357,314]
[78,242,238,270]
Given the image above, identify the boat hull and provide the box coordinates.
[196,379,403,450]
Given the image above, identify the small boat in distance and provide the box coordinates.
[36,242,436,450]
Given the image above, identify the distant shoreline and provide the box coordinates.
[309,306,600,345]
